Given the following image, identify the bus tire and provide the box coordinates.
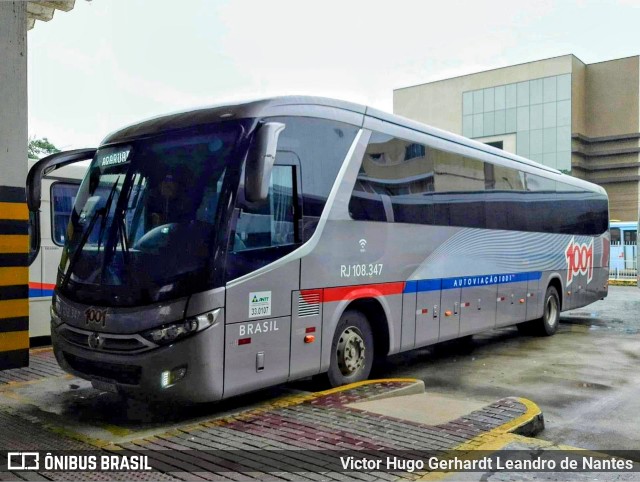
[530,285,561,336]
[326,310,374,387]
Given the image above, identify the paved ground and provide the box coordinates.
[375,286,640,452]
[0,376,544,481]
[0,286,638,480]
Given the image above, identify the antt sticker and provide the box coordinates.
[565,237,594,285]
[249,291,271,319]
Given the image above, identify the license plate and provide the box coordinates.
[91,380,118,393]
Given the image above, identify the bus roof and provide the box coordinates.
[101,96,604,195]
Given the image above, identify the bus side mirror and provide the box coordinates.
[26,148,96,265]
[244,122,285,203]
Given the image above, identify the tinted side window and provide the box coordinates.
[527,178,609,235]
[610,228,621,245]
[433,149,486,228]
[233,166,296,252]
[484,164,526,231]
[268,116,358,241]
[349,132,433,224]
[226,165,299,281]
[624,230,636,244]
[349,132,486,227]
[51,182,80,245]
[521,173,558,233]
[349,131,608,235]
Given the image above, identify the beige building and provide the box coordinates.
[394,54,640,222]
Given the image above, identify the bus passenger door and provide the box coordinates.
[414,280,441,347]
[223,164,302,398]
[496,275,528,327]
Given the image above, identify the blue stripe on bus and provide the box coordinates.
[417,279,442,292]
[404,271,542,293]
[29,288,54,298]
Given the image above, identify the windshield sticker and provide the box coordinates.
[249,291,271,319]
[99,150,131,168]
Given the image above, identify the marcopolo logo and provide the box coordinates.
[565,237,594,285]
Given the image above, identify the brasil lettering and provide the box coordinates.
[239,320,279,336]
[565,237,593,285]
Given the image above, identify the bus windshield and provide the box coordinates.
[58,121,248,306]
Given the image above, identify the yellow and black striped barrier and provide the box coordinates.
[0,185,29,369]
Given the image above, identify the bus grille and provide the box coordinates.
[298,290,321,317]
[58,326,153,353]
[63,352,142,385]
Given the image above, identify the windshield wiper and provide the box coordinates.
[118,214,130,262]
[59,178,120,292]
[96,178,120,252]
[59,205,105,292]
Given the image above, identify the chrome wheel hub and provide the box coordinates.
[545,295,558,327]
[336,327,366,376]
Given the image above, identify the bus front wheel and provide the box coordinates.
[327,310,374,387]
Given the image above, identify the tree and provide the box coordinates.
[28,137,60,160]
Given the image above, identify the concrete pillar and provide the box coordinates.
[0,1,29,368]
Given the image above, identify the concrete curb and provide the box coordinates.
[509,397,545,437]
[608,279,636,286]
[435,396,544,455]
[348,378,426,402]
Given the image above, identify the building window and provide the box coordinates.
[485,141,503,150]
[462,73,572,173]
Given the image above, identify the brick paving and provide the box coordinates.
[0,351,534,481]
[0,350,66,386]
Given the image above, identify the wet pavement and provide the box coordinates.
[0,286,638,479]
[0,377,545,480]
[377,286,640,453]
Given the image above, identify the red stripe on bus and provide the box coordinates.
[300,289,323,303]
[323,282,405,303]
[29,282,56,290]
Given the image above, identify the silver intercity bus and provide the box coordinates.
[27,97,609,402]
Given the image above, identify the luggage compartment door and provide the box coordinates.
[496,274,528,327]
[439,283,461,342]
[459,283,497,336]
[415,280,441,347]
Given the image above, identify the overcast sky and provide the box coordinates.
[28,0,640,149]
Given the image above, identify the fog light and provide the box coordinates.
[161,365,188,388]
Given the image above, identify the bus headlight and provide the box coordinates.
[50,305,63,326]
[141,309,220,346]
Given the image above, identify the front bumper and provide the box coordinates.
[52,320,225,403]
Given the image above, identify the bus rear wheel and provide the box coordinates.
[519,285,560,336]
[327,310,374,387]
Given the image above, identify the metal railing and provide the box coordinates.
[609,260,638,280]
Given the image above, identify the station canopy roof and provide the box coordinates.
[27,0,76,30]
